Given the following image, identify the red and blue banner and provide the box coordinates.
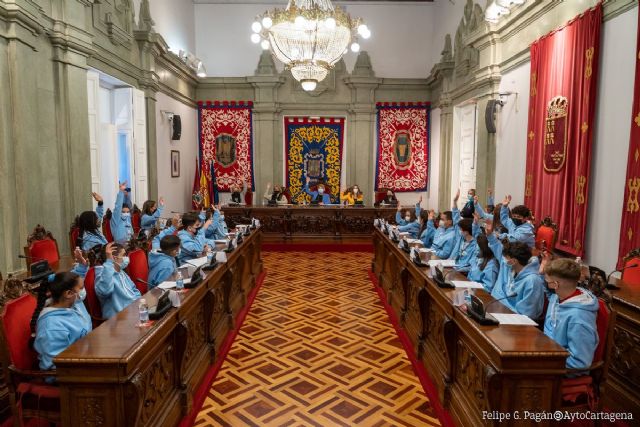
[198,101,254,192]
[375,102,430,192]
[285,117,345,204]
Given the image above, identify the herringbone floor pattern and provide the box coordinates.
[194,251,440,427]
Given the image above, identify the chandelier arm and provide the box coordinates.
[270,36,294,64]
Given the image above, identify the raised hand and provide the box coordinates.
[428,210,435,221]
[473,195,479,204]
[73,247,88,266]
[488,188,493,196]
[453,188,460,203]
[418,195,423,204]
[92,192,103,203]
[119,181,127,192]
[472,211,480,224]
[397,204,403,212]
[502,194,512,206]
[306,176,310,184]
[266,182,271,189]
[171,214,180,228]
[159,197,165,206]
[105,242,115,260]
[485,220,494,234]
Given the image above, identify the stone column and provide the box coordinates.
[437,104,454,210]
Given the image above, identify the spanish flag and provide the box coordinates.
[199,165,210,208]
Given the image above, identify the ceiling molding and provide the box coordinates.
[192,1,433,4]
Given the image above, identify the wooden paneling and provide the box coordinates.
[54,230,263,427]
[373,229,569,427]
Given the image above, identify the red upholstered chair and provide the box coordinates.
[83,267,104,327]
[26,239,60,267]
[536,217,557,251]
[375,190,387,205]
[102,220,113,243]
[560,299,615,414]
[0,294,61,426]
[126,249,149,295]
[131,212,141,235]
[69,226,80,250]
[244,191,253,206]
[621,256,640,286]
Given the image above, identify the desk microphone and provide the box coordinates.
[606,263,639,289]
[483,292,518,315]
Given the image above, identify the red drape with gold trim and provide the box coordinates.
[617,4,640,268]
[524,4,602,257]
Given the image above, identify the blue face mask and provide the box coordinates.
[119,256,130,269]
[121,212,131,221]
[78,288,87,302]
[468,195,473,201]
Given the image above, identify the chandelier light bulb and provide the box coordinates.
[357,24,369,36]
[361,28,371,39]
[252,21,262,33]
[295,16,305,28]
[350,42,360,53]
[301,80,317,91]
[251,33,261,44]
[262,16,273,29]
[261,39,270,50]
[325,17,336,29]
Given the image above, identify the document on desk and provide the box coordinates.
[488,313,538,326]
[185,256,208,268]
[451,280,484,289]
[158,278,192,290]
[428,259,456,268]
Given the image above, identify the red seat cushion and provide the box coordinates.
[126,249,148,294]
[536,225,556,250]
[102,221,113,242]
[28,239,59,266]
[621,257,640,286]
[1,294,38,371]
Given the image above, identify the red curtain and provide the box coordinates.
[617,4,640,268]
[524,4,602,257]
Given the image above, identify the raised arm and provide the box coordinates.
[500,195,516,233]
[111,183,126,227]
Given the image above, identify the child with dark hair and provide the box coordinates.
[418,210,435,247]
[486,220,545,320]
[459,189,476,219]
[148,235,181,289]
[395,196,422,226]
[178,212,216,264]
[97,182,134,244]
[77,192,109,251]
[141,197,165,231]
[33,270,92,370]
[499,195,535,248]
[450,218,478,273]
[468,234,499,291]
[94,242,141,318]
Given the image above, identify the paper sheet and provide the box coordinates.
[185,256,208,268]
[428,259,456,268]
[451,280,484,289]
[157,278,192,290]
[419,248,435,253]
[487,313,538,326]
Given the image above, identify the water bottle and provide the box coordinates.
[206,247,214,263]
[464,289,472,306]
[138,299,149,325]
[176,271,184,290]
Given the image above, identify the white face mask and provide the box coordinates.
[405,216,411,222]
[318,188,324,194]
[353,188,358,194]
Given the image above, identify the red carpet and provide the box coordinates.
[178,270,267,427]
[262,242,374,252]
[368,270,456,427]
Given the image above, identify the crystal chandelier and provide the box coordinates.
[251,0,371,91]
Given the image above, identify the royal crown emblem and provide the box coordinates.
[544,96,568,173]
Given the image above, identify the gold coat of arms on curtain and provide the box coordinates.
[393,130,411,170]
[544,96,568,172]
[215,134,237,167]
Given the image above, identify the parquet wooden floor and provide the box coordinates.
[194,251,440,427]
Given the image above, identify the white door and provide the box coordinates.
[452,103,478,201]
[132,88,148,205]
[86,71,101,201]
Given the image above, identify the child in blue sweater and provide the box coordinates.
[98,182,133,243]
[141,197,165,231]
[94,242,141,319]
[177,212,216,264]
[467,234,499,291]
[148,235,181,289]
[543,258,599,370]
[33,271,92,370]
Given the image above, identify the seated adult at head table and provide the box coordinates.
[395,196,422,226]
[449,218,478,273]
[94,242,141,319]
[485,221,545,320]
[460,188,476,219]
[199,206,228,240]
[141,197,165,232]
[499,195,535,248]
[148,235,181,289]
[468,234,499,291]
[230,179,247,204]
[543,258,599,370]
[178,212,216,264]
[380,189,398,206]
[304,177,332,205]
[77,192,109,251]
[152,215,180,250]
[264,182,288,205]
[340,185,364,206]
[33,268,92,371]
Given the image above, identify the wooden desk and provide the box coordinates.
[372,228,568,427]
[54,230,263,427]
[223,206,399,241]
[605,284,640,417]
